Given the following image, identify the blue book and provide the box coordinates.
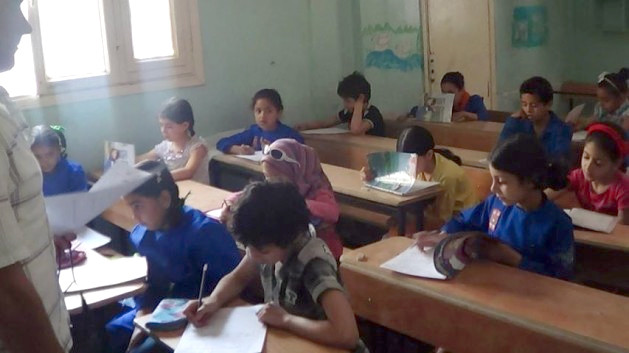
[146,298,189,331]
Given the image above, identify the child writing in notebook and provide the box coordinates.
[106,161,240,353]
[566,68,629,131]
[138,97,210,184]
[417,134,574,279]
[409,72,489,122]
[362,126,477,229]
[216,88,304,154]
[551,122,629,224]
[498,76,573,164]
[30,125,87,196]
[295,71,385,136]
[184,182,367,352]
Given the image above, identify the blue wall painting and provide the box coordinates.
[512,5,548,48]
[362,23,423,72]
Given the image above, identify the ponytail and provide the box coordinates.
[434,148,462,166]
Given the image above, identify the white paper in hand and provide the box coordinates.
[44,163,151,234]
[72,227,111,251]
[174,305,266,353]
[380,245,446,280]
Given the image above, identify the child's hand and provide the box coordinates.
[512,109,526,119]
[452,111,468,122]
[293,123,307,131]
[183,299,219,327]
[229,145,255,155]
[53,233,77,258]
[256,302,289,328]
[219,202,232,224]
[479,240,522,267]
[359,167,375,182]
[355,94,366,109]
[414,230,447,252]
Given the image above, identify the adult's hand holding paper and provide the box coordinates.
[45,163,151,234]
[174,304,267,353]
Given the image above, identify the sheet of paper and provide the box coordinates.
[45,163,152,234]
[565,208,618,233]
[58,252,147,293]
[72,227,111,251]
[566,104,585,124]
[234,151,264,163]
[301,127,349,135]
[572,130,588,142]
[174,305,267,353]
[206,208,223,220]
[380,245,446,280]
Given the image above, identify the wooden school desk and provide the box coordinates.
[65,282,146,315]
[556,81,598,109]
[303,133,488,170]
[133,299,349,353]
[210,154,442,234]
[101,180,232,232]
[340,237,629,353]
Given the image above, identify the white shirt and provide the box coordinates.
[0,87,72,352]
[154,135,209,184]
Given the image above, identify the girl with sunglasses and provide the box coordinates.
[221,139,343,259]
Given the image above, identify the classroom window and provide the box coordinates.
[0,0,204,108]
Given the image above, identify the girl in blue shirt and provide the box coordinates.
[417,134,574,279]
[106,160,241,353]
[30,125,87,196]
[217,88,304,154]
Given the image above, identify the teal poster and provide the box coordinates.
[512,5,548,48]
[362,23,423,72]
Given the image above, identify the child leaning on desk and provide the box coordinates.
[184,181,368,353]
[106,161,241,353]
[416,134,575,280]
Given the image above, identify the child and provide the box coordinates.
[106,161,241,353]
[30,125,87,196]
[184,182,367,352]
[552,122,629,224]
[417,134,574,279]
[409,72,489,122]
[262,139,343,259]
[138,97,210,184]
[216,89,304,154]
[295,72,385,136]
[362,126,477,228]
[567,68,629,130]
[498,76,573,164]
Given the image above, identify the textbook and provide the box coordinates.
[104,141,135,171]
[146,298,189,331]
[364,151,440,196]
[565,208,617,233]
[381,232,495,279]
[415,93,455,123]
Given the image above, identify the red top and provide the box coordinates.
[567,169,629,216]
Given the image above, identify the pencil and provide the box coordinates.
[197,263,208,308]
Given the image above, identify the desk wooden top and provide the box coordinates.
[134,300,349,353]
[340,237,629,353]
[101,180,231,232]
[574,224,629,252]
[213,154,441,207]
[65,282,146,315]
[303,133,488,170]
[558,82,598,97]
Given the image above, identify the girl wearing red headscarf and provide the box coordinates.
[555,122,629,224]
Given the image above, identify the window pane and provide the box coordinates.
[0,2,36,97]
[38,0,108,80]
[129,0,175,60]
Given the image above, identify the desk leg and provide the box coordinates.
[396,210,406,236]
[415,203,425,231]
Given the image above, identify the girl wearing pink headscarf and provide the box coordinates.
[260,139,343,259]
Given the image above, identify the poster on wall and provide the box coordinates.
[512,5,548,48]
[362,23,423,72]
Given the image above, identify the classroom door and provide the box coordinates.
[422,0,495,108]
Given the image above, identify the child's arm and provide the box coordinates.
[136,149,158,163]
[452,111,479,122]
[306,189,340,223]
[348,95,372,135]
[169,144,208,181]
[216,128,256,154]
[69,165,88,192]
[257,289,359,350]
[184,253,258,327]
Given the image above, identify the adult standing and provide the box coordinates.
[0,1,72,352]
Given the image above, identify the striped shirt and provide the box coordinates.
[0,87,72,352]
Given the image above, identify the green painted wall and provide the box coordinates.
[22,0,359,170]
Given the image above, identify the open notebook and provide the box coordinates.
[565,208,618,233]
[365,151,440,196]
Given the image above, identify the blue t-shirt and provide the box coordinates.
[409,94,489,121]
[42,158,88,196]
[498,112,573,163]
[443,194,574,279]
[216,122,304,152]
[130,206,241,309]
